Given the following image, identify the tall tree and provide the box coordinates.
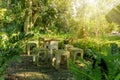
[72,0,120,38]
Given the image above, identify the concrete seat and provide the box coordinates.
[52,50,70,70]
[67,47,83,63]
[32,48,50,65]
[26,41,39,55]
[64,44,74,50]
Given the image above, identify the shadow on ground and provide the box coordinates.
[4,55,74,80]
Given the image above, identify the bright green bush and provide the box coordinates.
[0,34,21,76]
[0,32,34,77]
[70,37,120,80]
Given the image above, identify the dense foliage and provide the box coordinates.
[70,37,120,80]
[0,0,120,79]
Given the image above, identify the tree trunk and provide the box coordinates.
[24,0,32,32]
[24,0,41,31]
[31,7,40,28]
[24,0,32,56]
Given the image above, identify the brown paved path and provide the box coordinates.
[4,55,74,80]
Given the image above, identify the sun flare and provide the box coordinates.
[88,0,97,5]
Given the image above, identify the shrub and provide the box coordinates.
[70,37,120,80]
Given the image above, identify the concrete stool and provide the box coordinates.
[52,50,70,70]
[26,42,37,56]
[64,44,74,50]
[67,47,83,63]
[44,39,59,59]
[32,48,50,65]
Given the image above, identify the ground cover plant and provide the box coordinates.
[0,0,120,79]
[70,37,120,80]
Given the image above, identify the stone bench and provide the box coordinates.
[26,41,39,55]
[64,44,74,50]
[32,48,50,65]
[43,39,59,59]
[52,50,70,70]
[67,47,83,64]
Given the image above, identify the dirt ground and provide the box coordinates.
[4,55,74,80]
